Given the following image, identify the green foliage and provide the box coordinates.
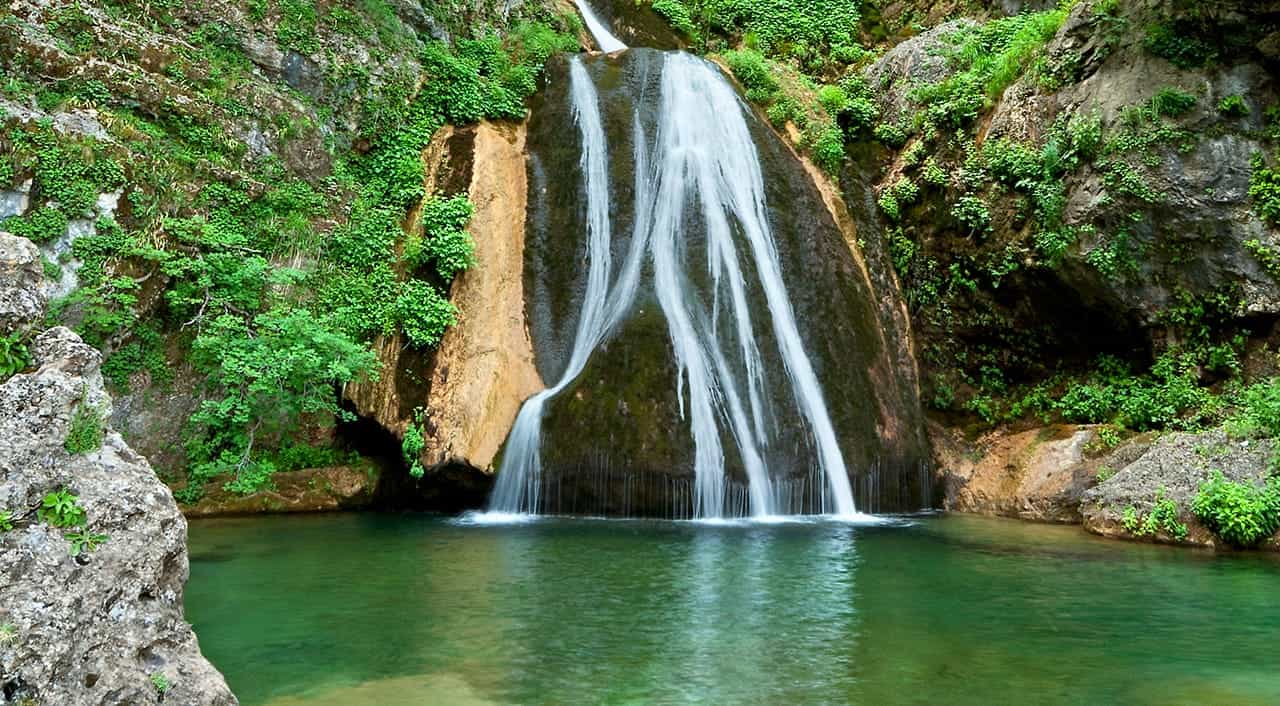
[1055,354,1213,432]
[0,510,13,532]
[407,195,476,279]
[0,332,31,381]
[3,208,68,243]
[66,529,109,557]
[1148,87,1197,119]
[950,196,991,236]
[1095,466,1115,483]
[1138,488,1189,541]
[1249,152,1280,227]
[877,176,919,222]
[276,0,319,54]
[64,393,104,455]
[38,488,86,529]
[806,123,845,174]
[151,673,170,694]
[1217,95,1248,118]
[1085,229,1139,280]
[183,309,377,498]
[1228,378,1280,439]
[725,49,778,103]
[873,122,908,148]
[652,0,696,37]
[1244,238,1280,279]
[1192,470,1280,547]
[402,407,427,478]
[656,0,861,71]
[911,8,1070,131]
[0,623,16,646]
[395,279,457,349]
[1144,21,1216,69]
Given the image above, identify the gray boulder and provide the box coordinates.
[1082,428,1277,547]
[0,234,236,704]
[0,233,45,334]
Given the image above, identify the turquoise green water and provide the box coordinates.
[186,513,1280,705]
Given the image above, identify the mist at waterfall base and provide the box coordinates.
[485,23,929,521]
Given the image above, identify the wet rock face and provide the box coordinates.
[0,237,235,704]
[578,0,686,50]
[522,50,932,515]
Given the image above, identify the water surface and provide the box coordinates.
[186,513,1280,705]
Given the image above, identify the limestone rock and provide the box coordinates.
[936,423,1100,523]
[345,122,544,476]
[0,321,236,703]
[863,20,975,127]
[0,232,44,333]
[1081,428,1278,548]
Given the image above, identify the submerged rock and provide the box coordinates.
[0,234,235,704]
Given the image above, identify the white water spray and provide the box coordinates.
[488,36,858,518]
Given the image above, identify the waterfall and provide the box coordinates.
[488,22,861,519]
[575,0,627,53]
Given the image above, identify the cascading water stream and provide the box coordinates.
[488,11,861,519]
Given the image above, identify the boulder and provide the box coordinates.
[1082,428,1278,548]
[0,234,235,704]
[936,423,1100,522]
[0,232,45,334]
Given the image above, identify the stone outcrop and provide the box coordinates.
[180,466,376,518]
[1082,428,1279,548]
[937,422,1280,550]
[0,234,235,704]
[936,423,1101,522]
[344,121,543,476]
[0,233,44,333]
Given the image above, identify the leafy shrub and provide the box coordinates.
[950,196,991,236]
[1228,378,1280,438]
[1192,470,1280,547]
[878,177,919,221]
[725,49,778,103]
[1218,95,1248,118]
[1249,152,1280,227]
[1148,87,1196,118]
[408,195,476,279]
[1144,21,1216,69]
[402,407,427,478]
[651,0,696,38]
[816,85,848,115]
[38,488,86,528]
[0,510,13,532]
[873,122,908,148]
[0,332,31,381]
[64,396,105,455]
[807,123,846,174]
[395,279,456,349]
[911,9,1070,130]
[183,309,377,498]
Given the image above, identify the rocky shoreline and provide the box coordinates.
[938,422,1280,551]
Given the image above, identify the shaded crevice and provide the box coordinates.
[335,406,492,513]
